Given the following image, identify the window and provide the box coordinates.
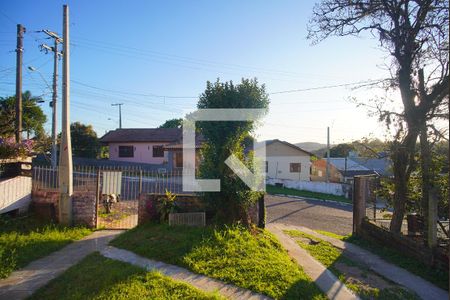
[118,146,134,158]
[290,163,301,173]
[153,145,164,157]
[174,151,183,168]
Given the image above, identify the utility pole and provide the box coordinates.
[111,103,123,129]
[40,30,63,169]
[59,5,73,225]
[326,126,330,183]
[15,24,25,143]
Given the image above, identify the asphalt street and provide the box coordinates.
[265,194,353,235]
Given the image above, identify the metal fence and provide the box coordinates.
[32,165,192,198]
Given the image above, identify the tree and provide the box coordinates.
[197,79,269,225]
[330,143,356,157]
[70,122,99,158]
[0,91,47,139]
[158,118,183,129]
[308,0,449,234]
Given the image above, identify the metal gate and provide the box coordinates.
[96,169,139,229]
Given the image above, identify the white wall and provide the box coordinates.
[0,176,32,214]
[267,177,351,198]
[267,156,311,181]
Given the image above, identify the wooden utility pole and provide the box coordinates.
[58,5,73,225]
[326,126,330,183]
[15,24,25,143]
[40,30,62,169]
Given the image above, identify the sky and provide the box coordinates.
[0,1,393,145]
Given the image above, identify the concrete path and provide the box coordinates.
[267,224,359,300]
[0,230,123,300]
[272,223,448,300]
[101,246,270,300]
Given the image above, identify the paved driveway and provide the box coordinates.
[265,195,353,235]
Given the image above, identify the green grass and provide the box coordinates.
[0,215,92,279]
[266,184,351,203]
[284,229,420,300]
[313,229,449,291]
[111,223,326,299]
[30,252,222,300]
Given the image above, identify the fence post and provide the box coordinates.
[258,194,265,229]
[95,168,101,228]
[139,169,143,196]
[353,176,366,235]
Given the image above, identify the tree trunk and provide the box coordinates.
[420,124,432,243]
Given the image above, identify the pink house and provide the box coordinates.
[99,128,202,169]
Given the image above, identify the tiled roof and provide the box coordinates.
[99,128,182,143]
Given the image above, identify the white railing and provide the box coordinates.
[0,176,32,214]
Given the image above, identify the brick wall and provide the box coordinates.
[72,191,97,228]
[138,193,205,224]
[32,189,97,228]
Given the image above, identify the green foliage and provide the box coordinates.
[266,184,351,203]
[111,223,326,299]
[157,190,177,222]
[329,143,356,157]
[158,118,183,129]
[197,78,269,225]
[30,252,222,300]
[0,214,92,279]
[70,122,100,158]
[376,151,449,217]
[0,91,47,138]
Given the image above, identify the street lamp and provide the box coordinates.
[28,65,58,168]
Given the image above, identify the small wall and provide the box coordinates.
[138,193,263,227]
[72,191,97,228]
[32,189,97,228]
[359,220,448,271]
[267,178,351,198]
[138,193,205,224]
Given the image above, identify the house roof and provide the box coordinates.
[256,139,315,157]
[99,128,182,143]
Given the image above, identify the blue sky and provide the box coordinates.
[0,1,390,144]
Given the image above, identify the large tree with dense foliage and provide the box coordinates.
[0,91,47,139]
[330,143,356,157]
[308,0,449,234]
[158,118,183,129]
[70,122,99,158]
[197,79,269,225]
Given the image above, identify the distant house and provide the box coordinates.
[261,139,313,181]
[311,155,391,184]
[99,128,203,170]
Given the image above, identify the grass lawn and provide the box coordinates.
[285,229,420,300]
[0,214,92,279]
[111,223,327,299]
[314,229,449,291]
[266,184,351,203]
[30,252,222,300]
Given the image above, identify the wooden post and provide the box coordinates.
[353,176,366,234]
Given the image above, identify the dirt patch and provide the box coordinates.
[98,200,138,229]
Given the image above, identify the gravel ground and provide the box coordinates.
[265,194,353,236]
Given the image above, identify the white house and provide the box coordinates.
[262,139,312,181]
